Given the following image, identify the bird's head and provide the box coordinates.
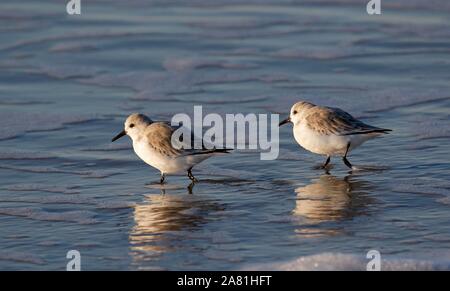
[112,113,153,142]
[279,101,315,127]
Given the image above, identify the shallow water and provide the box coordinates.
[0,0,450,270]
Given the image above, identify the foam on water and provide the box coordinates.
[246,252,450,271]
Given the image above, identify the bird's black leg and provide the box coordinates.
[321,155,331,168]
[187,167,199,183]
[342,143,353,169]
[187,182,195,194]
[160,173,165,184]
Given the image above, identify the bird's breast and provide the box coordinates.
[132,140,201,174]
[133,140,170,171]
[293,124,349,156]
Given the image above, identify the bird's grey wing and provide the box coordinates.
[306,107,390,135]
[145,122,182,157]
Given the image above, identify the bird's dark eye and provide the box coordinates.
[129,123,135,128]
[293,110,298,115]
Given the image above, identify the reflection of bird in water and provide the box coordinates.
[293,175,374,237]
[129,192,224,263]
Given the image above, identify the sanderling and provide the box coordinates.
[112,113,230,185]
[279,101,391,169]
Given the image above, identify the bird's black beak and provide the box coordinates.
[111,130,126,142]
[279,117,291,127]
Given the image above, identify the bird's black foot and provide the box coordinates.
[320,156,331,169]
[343,156,353,169]
[160,173,166,184]
[187,182,195,194]
[187,168,199,183]
[342,143,353,169]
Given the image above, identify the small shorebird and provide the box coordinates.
[279,101,391,169]
[112,113,230,185]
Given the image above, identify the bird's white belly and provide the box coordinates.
[133,141,180,174]
[133,140,210,174]
[293,124,376,156]
[293,124,350,156]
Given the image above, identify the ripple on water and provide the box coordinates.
[0,151,55,160]
[0,111,101,140]
[0,207,99,225]
[162,57,257,72]
[48,41,98,53]
[392,178,450,197]
[410,118,450,140]
[2,184,81,194]
[0,164,119,179]
[0,251,45,266]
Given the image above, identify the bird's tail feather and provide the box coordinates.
[342,128,392,136]
[185,148,233,156]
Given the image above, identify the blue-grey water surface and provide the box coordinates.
[0,0,450,270]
